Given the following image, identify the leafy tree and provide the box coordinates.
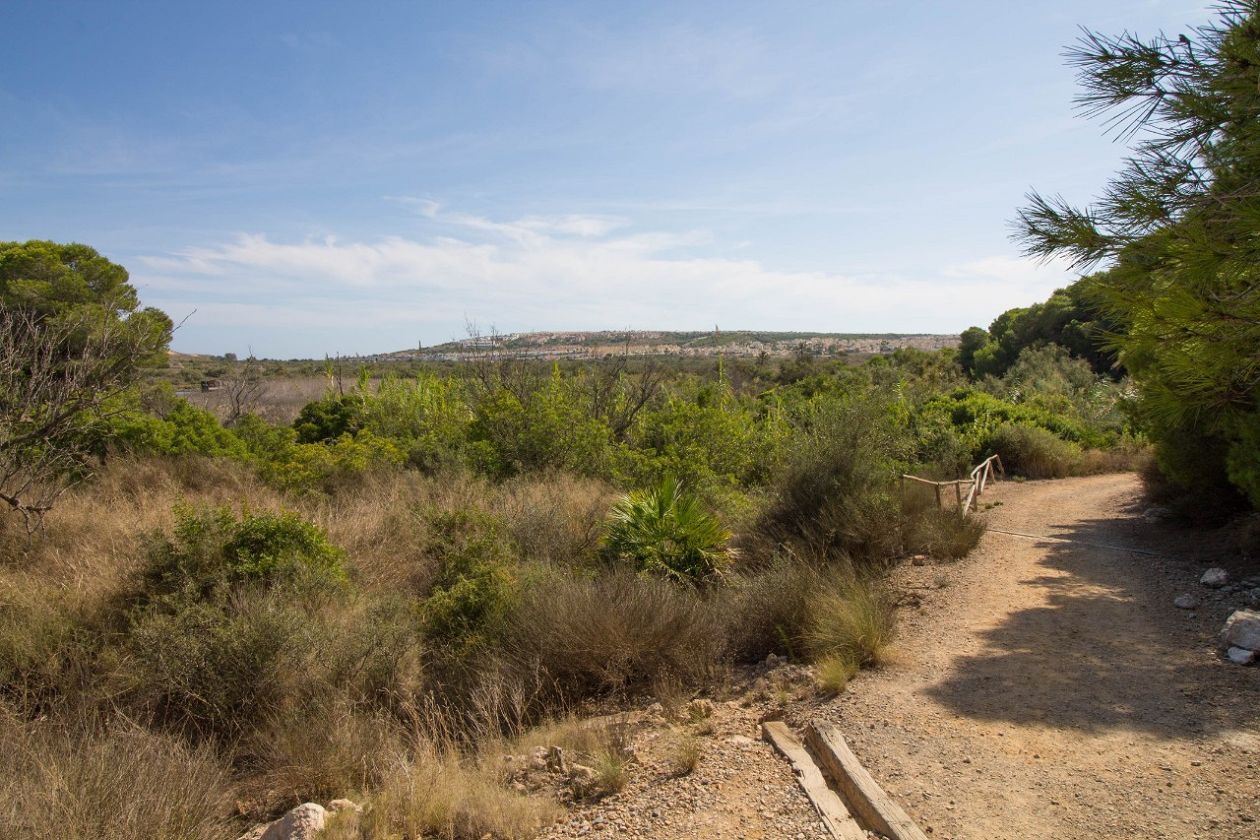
[1014,4,1260,509]
[0,242,172,523]
[959,282,1121,379]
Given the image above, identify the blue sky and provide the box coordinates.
[0,1,1212,358]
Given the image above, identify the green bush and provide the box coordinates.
[468,372,615,478]
[1226,408,1260,509]
[920,388,1105,455]
[294,393,365,443]
[623,382,786,492]
[140,505,347,605]
[110,396,247,460]
[359,373,470,473]
[418,509,519,657]
[600,478,731,585]
[987,423,1081,479]
[259,431,407,495]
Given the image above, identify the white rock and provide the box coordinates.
[1227,646,1257,665]
[328,798,361,814]
[1174,593,1199,609]
[1221,609,1260,651]
[1201,568,1229,588]
[258,803,327,840]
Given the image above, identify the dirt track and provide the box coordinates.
[539,473,1260,839]
[827,473,1260,839]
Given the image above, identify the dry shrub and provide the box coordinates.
[666,730,703,775]
[0,710,233,840]
[241,700,404,816]
[0,572,98,713]
[313,470,611,590]
[503,569,725,699]
[988,423,1081,479]
[719,559,820,662]
[1077,443,1151,475]
[4,456,280,597]
[492,474,614,566]
[755,400,909,567]
[901,491,986,560]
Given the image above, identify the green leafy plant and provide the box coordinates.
[419,509,519,657]
[141,505,348,606]
[601,478,731,584]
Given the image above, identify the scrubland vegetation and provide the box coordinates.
[0,237,1147,838]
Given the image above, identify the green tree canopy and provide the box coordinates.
[1013,3,1260,511]
[959,280,1121,380]
[0,241,173,523]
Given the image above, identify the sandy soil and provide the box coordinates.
[538,473,1260,839]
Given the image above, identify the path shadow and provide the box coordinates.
[926,503,1260,741]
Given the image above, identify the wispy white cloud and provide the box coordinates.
[138,205,1080,356]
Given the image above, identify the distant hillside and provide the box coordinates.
[371,330,958,362]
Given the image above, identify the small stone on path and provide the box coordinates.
[1174,593,1199,609]
[1201,568,1229,588]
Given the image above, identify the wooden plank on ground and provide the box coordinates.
[761,721,867,840]
[806,722,929,840]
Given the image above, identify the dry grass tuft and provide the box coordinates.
[804,575,895,669]
[342,742,559,840]
[665,730,703,776]
[814,654,860,695]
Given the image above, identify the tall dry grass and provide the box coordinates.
[0,710,233,840]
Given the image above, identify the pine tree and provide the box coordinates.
[1015,2,1260,511]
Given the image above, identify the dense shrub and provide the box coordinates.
[468,373,615,478]
[111,507,354,740]
[111,396,248,459]
[418,510,520,658]
[601,478,731,584]
[294,393,365,443]
[359,374,470,473]
[757,398,909,565]
[115,594,311,739]
[920,388,1105,454]
[624,382,786,492]
[140,505,347,604]
[502,569,725,696]
[987,423,1082,479]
